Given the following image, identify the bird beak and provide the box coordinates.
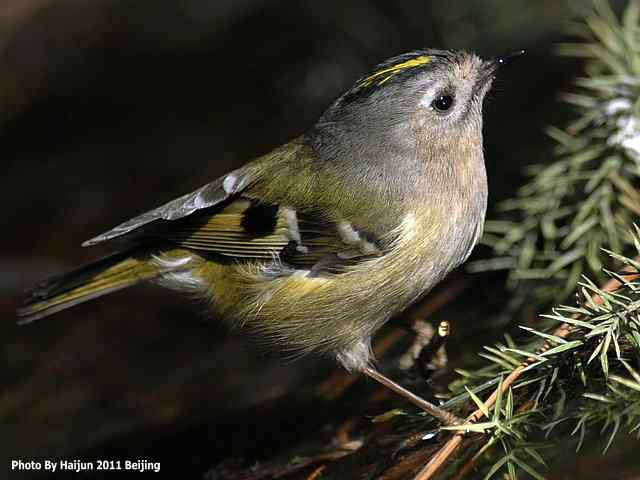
[481,49,525,83]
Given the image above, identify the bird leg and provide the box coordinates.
[362,365,462,426]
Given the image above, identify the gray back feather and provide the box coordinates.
[82,165,254,246]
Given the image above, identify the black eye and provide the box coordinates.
[432,95,454,112]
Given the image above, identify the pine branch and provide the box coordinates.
[413,267,635,480]
[471,0,640,308]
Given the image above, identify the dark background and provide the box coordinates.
[0,0,612,478]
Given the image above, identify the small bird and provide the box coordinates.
[18,49,521,425]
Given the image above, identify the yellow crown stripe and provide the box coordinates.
[361,55,431,87]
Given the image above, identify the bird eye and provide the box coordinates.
[432,95,454,112]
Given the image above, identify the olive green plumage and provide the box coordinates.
[18,49,503,372]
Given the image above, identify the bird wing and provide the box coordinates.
[82,164,256,247]
[145,197,383,271]
[81,145,385,270]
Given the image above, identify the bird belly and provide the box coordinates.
[149,208,483,371]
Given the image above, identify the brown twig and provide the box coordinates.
[451,395,537,480]
[450,443,489,480]
[304,465,327,480]
[413,269,639,480]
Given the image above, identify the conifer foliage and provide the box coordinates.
[448,2,640,477]
[472,0,640,308]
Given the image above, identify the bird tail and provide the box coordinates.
[17,248,160,325]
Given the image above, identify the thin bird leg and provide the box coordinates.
[362,366,462,426]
